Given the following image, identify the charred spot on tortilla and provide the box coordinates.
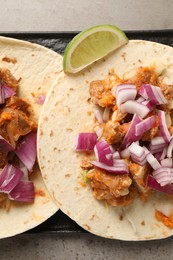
[2,56,17,64]
[121,52,126,62]
[141,221,145,226]
[119,215,124,221]
[65,174,71,178]
[43,116,48,121]
[49,130,54,137]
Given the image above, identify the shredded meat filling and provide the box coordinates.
[0,68,19,91]
[87,168,133,206]
[89,80,115,107]
[101,121,126,144]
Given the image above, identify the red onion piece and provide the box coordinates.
[144,147,161,170]
[93,109,103,124]
[94,140,113,166]
[139,85,148,99]
[141,100,155,111]
[167,138,173,158]
[160,146,168,160]
[152,168,173,186]
[113,151,120,159]
[120,114,142,149]
[158,110,171,143]
[15,132,37,172]
[103,107,111,122]
[129,142,147,165]
[136,96,145,103]
[0,164,23,193]
[120,100,150,119]
[91,161,129,174]
[154,152,162,161]
[8,180,35,202]
[120,147,130,158]
[0,135,15,152]
[115,84,137,107]
[147,175,173,194]
[75,132,97,152]
[161,158,173,168]
[0,84,16,104]
[3,85,16,99]
[139,84,167,105]
[135,115,156,136]
[37,94,46,105]
[115,84,136,96]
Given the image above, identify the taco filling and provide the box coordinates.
[0,67,37,209]
[76,65,173,218]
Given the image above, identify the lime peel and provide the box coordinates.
[63,24,128,74]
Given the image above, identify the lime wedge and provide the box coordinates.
[63,24,128,73]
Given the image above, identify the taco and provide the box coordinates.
[0,36,62,238]
[38,40,173,240]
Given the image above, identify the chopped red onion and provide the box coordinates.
[0,164,23,193]
[91,160,129,174]
[129,142,146,165]
[139,84,167,105]
[141,100,155,111]
[144,147,161,170]
[160,146,168,160]
[115,84,137,107]
[136,96,145,103]
[158,110,171,143]
[94,140,113,166]
[8,180,34,202]
[120,100,150,119]
[152,168,173,186]
[3,85,16,99]
[115,84,136,96]
[135,115,156,136]
[120,147,130,158]
[120,114,142,149]
[147,175,173,194]
[139,85,148,99]
[113,151,120,159]
[0,135,15,152]
[103,107,111,122]
[161,158,173,168]
[75,132,97,152]
[167,138,173,158]
[37,94,46,105]
[0,84,16,103]
[154,152,162,161]
[93,109,103,124]
[15,132,37,172]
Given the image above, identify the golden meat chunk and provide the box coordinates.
[87,168,133,206]
[89,80,115,107]
[101,121,126,144]
[0,68,19,91]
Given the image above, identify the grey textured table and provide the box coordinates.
[1,0,173,259]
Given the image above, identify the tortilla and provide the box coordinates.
[37,40,173,240]
[0,36,62,238]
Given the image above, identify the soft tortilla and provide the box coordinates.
[38,40,173,240]
[0,36,62,238]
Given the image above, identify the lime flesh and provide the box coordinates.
[63,24,128,73]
